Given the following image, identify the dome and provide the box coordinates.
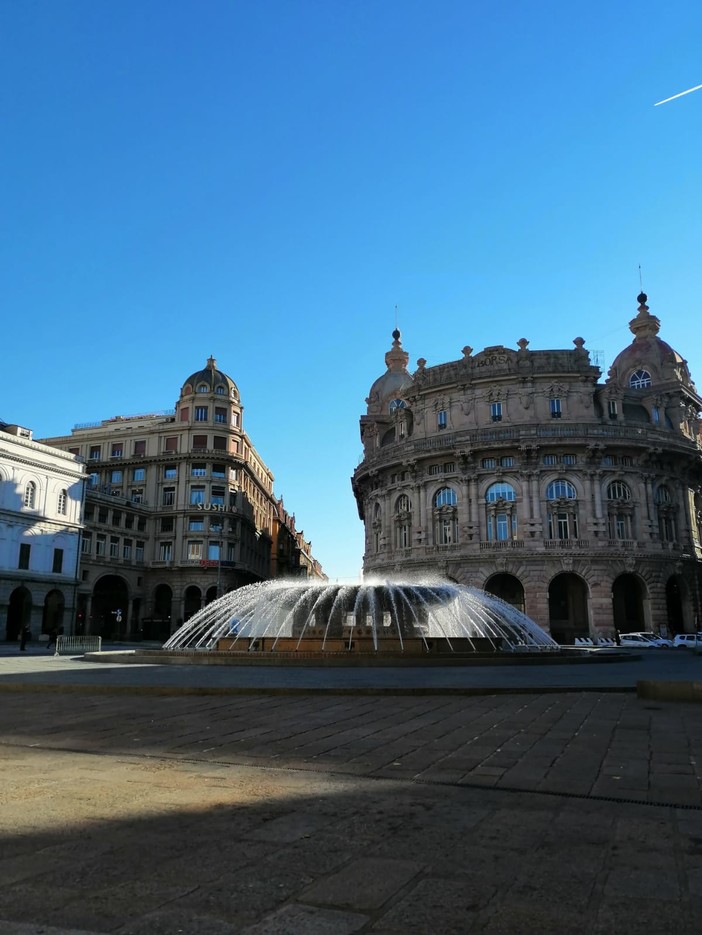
[366,330,414,414]
[181,356,240,401]
[607,294,694,390]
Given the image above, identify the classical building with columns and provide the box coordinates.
[0,422,86,642]
[41,357,324,640]
[352,294,702,642]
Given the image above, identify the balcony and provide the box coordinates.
[479,540,525,550]
[543,539,590,549]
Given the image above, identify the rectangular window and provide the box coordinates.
[213,435,227,450]
[135,541,145,562]
[608,400,618,420]
[193,434,207,450]
[211,487,225,506]
[620,455,633,467]
[190,486,205,505]
[160,517,174,532]
[543,454,557,465]
[133,467,145,482]
[191,463,207,477]
[96,535,106,557]
[561,454,576,465]
[89,446,101,460]
[164,465,177,479]
[496,514,509,541]
[500,457,514,467]
[437,410,447,430]
[124,514,134,529]
[195,406,208,422]
[208,542,221,561]
[230,438,239,454]
[109,537,119,558]
[133,440,146,456]
[652,406,660,424]
[159,541,173,562]
[481,458,497,469]
[112,511,122,527]
[189,518,205,531]
[165,436,179,452]
[130,488,144,503]
[549,398,562,419]
[18,543,30,570]
[557,514,569,540]
[111,444,122,458]
[443,462,456,473]
[188,540,203,560]
[180,407,190,422]
[491,402,503,423]
[123,539,132,560]
[212,463,226,478]
[137,517,146,532]
[210,519,223,532]
[68,446,79,456]
[227,542,236,562]
[81,533,92,555]
[89,472,99,487]
[429,464,442,475]
[110,470,122,484]
[162,487,176,506]
[98,507,109,523]
[214,407,227,424]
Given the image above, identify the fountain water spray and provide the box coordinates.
[164,578,558,654]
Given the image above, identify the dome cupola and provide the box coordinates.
[181,356,240,401]
[366,330,414,415]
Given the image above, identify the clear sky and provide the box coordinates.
[2,1,701,580]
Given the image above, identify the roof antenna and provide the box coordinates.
[638,265,644,292]
[394,304,399,330]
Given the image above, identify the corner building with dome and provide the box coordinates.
[352,295,702,642]
[41,357,324,640]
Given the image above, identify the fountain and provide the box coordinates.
[163,578,559,655]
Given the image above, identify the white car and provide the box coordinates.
[673,633,702,649]
[619,632,673,648]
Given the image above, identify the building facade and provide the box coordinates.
[0,423,86,641]
[352,294,702,642]
[41,357,324,640]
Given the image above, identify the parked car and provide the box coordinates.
[619,632,673,648]
[673,633,702,649]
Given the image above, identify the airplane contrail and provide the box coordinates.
[654,83,702,106]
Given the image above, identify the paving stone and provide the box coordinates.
[115,909,241,934]
[595,896,695,934]
[478,901,586,934]
[300,858,424,910]
[371,877,482,932]
[241,904,368,934]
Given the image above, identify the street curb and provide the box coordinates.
[637,680,702,704]
[0,682,636,697]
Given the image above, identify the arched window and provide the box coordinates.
[24,482,36,509]
[389,399,406,411]
[485,482,517,541]
[607,481,633,540]
[629,370,652,389]
[607,481,631,501]
[395,494,412,548]
[655,485,671,505]
[372,502,382,553]
[546,480,577,500]
[197,383,209,393]
[215,385,226,395]
[486,482,516,502]
[433,487,457,508]
[57,489,67,515]
[546,480,578,539]
[432,487,458,545]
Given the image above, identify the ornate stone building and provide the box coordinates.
[352,294,702,642]
[42,357,324,639]
[0,422,86,641]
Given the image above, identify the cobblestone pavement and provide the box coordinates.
[1,690,702,933]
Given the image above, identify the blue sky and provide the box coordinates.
[2,1,701,579]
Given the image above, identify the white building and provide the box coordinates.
[0,422,86,641]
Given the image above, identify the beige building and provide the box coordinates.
[352,294,702,642]
[42,357,324,639]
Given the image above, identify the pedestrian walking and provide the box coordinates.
[46,627,58,652]
[19,624,30,651]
